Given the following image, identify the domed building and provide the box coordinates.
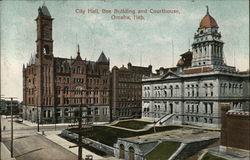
[141,7,250,128]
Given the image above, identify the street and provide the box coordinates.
[1,116,76,160]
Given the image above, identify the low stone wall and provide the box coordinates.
[171,138,219,160]
[60,130,115,156]
[83,138,115,156]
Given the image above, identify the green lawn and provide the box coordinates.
[145,141,181,160]
[113,120,152,130]
[69,125,181,147]
[202,153,227,160]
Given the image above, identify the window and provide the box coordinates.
[64,87,69,95]
[195,117,198,122]
[48,110,51,118]
[204,103,207,113]
[196,84,199,97]
[170,86,173,97]
[164,90,167,97]
[204,118,207,123]
[210,83,214,96]
[210,103,213,114]
[209,118,213,123]
[64,109,69,116]
[43,110,47,118]
[77,66,80,73]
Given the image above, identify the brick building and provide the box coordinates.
[221,103,250,151]
[22,4,110,124]
[111,63,152,120]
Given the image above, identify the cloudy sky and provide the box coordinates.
[1,0,249,101]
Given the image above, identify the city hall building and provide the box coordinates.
[23,4,110,124]
[141,8,250,128]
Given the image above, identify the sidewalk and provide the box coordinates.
[1,142,16,160]
[43,132,105,160]
[22,120,108,127]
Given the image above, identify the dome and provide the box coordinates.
[199,7,218,28]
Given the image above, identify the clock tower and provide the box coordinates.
[35,4,55,108]
[36,3,53,57]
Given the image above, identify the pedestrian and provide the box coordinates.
[3,125,6,131]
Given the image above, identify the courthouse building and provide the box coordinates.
[23,4,110,124]
[141,7,250,128]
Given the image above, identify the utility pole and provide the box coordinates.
[0,114,1,142]
[37,105,39,132]
[3,96,18,158]
[0,95,5,143]
[10,97,13,158]
[55,106,57,131]
[67,90,93,160]
[78,104,82,160]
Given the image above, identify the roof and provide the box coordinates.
[119,65,128,70]
[97,52,109,63]
[199,7,218,28]
[39,4,51,17]
[177,59,184,66]
[180,50,193,57]
[177,51,193,67]
[226,111,250,117]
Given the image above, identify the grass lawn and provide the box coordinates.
[202,153,227,160]
[113,120,152,130]
[69,125,181,147]
[145,141,181,160]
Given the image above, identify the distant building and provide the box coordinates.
[22,4,110,124]
[141,7,250,128]
[111,63,152,120]
[0,99,20,115]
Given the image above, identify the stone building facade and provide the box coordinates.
[23,4,110,124]
[141,7,250,128]
[111,63,152,120]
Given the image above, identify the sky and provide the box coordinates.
[1,0,249,101]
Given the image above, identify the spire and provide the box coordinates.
[97,51,109,63]
[77,44,80,56]
[39,2,51,17]
[199,6,218,28]
[206,5,209,15]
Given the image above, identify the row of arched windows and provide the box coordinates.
[220,82,243,95]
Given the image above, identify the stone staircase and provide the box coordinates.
[156,113,175,126]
